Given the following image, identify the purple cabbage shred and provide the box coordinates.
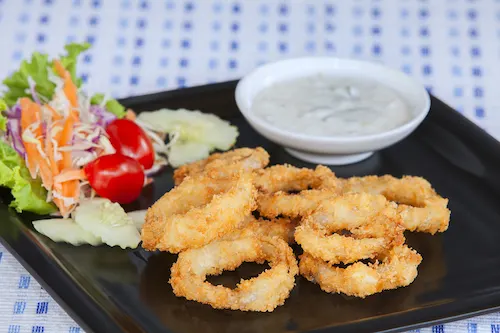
[5,105,26,158]
[89,105,116,128]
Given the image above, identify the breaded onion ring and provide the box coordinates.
[173,147,270,185]
[299,245,422,298]
[294,193,405,264]
[142,174,257,253]
[223,216,298,244]
[255,165,341,218]
[170,236,298,312]
[340,175,450,234]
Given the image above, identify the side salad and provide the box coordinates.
[0,43,238,248]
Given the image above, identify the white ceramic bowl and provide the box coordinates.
[235,57,431,165]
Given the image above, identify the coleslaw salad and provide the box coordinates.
[0,43,170,217]
[0,43,238,220]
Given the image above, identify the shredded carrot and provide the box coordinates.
[54,169,86,183]
[57,116,75,170]
[64,76,78,110]
[61,179,79,211]
[53,60,67,78]
[20,98,53,189]
[51,121,63,143]
[54,64,80,170]
[45,104,63,121]
[45,130,69,216]
[15,61,89,217]
[52,183,76,218]
[58,117,80,215]
[52,61,82,216]
[22,139,39,178]
[45,132,59,176]
[53,59,79,171]
[52,177,80,218]
[125,109,136,121]
[53,60,79,112]
[20,98,38,134]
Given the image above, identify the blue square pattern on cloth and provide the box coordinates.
[1,0,500,332]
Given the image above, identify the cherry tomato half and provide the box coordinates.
[106,119,155,170]
[84,154,145,204]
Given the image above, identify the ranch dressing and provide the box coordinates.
[251,74,412,137]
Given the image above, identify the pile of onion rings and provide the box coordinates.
[142,147,450,311]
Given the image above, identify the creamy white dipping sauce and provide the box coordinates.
[251,74,413,137]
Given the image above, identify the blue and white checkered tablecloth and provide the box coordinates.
[0,0,499,332]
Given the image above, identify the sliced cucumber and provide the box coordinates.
[127,209,147,230]
[74,199,141,249]
[33,218,102,246]
[168,141,211,167]
[137,108,239,150]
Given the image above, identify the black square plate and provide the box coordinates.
[2,81,500,333]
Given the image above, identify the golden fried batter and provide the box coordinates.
[170,236,298,312]
[222,216,298,244]
[173,147,269,185]
[256,165,342,218]
[299,245,422,298]
[340,175,450,234]
[142,174,256,253]
[295,193,405,264]
[144,146,451,310]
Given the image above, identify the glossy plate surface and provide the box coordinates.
[1,81,500,333]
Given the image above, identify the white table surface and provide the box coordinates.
[0,0,500,332]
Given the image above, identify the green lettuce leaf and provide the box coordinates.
[59,42,91,87]
[2,52,55,106]
[0,141,55,214]
[90,93,126,118]
[0,99,7,131]
[2,43,90,106]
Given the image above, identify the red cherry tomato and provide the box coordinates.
[106,119,155,170]
[84,154,145,204]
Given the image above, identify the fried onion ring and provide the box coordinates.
[223,216,298,244]
[255,165,341,218]
[340,175,450,234]
[299,245,422,298]
[294,193,405,264]
[170,236,298,312]
[142,174,257,253]
[173,147,270,185]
